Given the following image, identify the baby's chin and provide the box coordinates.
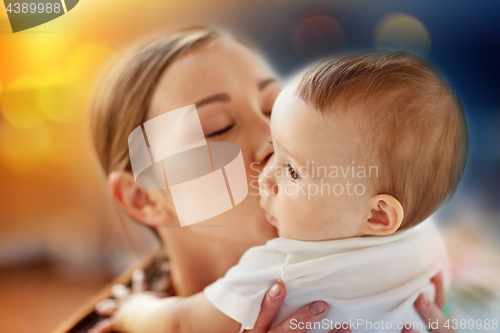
[257,214,279,240]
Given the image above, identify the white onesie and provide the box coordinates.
[204,219,450,333]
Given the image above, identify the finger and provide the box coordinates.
[431,272,445,310]
[95,299,118,316]
[402,327,420,333]
[132,269,147,293]
[414,294,454,332]
[111,284,130,301]
[329,323,352,333]
[252,283,287,331]
[88,318,115,333]
[269,301,328,333]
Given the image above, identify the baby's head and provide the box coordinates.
[258,51,468,241]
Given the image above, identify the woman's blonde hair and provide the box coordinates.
[89,27,222,175]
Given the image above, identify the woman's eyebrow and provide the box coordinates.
[258,78,277,91]
[195,78,275,108]
[195,93,231,108]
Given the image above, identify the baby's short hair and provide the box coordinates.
[295,51,468,229]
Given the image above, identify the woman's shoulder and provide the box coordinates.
[55,250,172,333]
[143,250,174,296]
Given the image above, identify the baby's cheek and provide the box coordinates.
[284,199,309,225]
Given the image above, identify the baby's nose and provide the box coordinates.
[259,166,279,196]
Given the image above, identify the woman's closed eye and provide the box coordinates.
[205,124,234,138]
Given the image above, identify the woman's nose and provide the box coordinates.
[254,118,274,168]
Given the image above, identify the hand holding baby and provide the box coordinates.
[90,271,453,333]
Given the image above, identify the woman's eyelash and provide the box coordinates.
[206,125,234,138]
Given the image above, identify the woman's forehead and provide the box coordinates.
[149,39,272,113]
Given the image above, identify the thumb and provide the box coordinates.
[251,283,286,331]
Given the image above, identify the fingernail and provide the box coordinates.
[415,294,430,308]
[112,284,130,298]
[95,302,106,313]
[133,269,145,281]
[95,299,112,312]
[268,283,281,298]
[309,301,326,315]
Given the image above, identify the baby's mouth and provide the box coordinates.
[264,211,277,226]
[260,203,277,226]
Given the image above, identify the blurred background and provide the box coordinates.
[0,0,499,332]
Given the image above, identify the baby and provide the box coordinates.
[110,51,468,333]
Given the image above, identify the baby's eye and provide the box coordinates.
[287,164,301,181]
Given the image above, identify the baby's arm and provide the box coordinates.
[100,245,284,333]
[174,293,242,333]
[112,292,241,333]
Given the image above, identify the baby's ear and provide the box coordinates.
[359,194,404,236]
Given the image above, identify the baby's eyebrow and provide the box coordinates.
[277,142,307,172]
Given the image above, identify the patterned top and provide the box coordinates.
[67,251,173,333]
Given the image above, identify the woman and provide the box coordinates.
[89,27,451,333]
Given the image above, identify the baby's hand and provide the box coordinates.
[90,269,165,333]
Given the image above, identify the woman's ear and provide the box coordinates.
[108,171,176,227]
[359,194,404,236]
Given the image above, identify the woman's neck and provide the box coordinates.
[159,227,250,296]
